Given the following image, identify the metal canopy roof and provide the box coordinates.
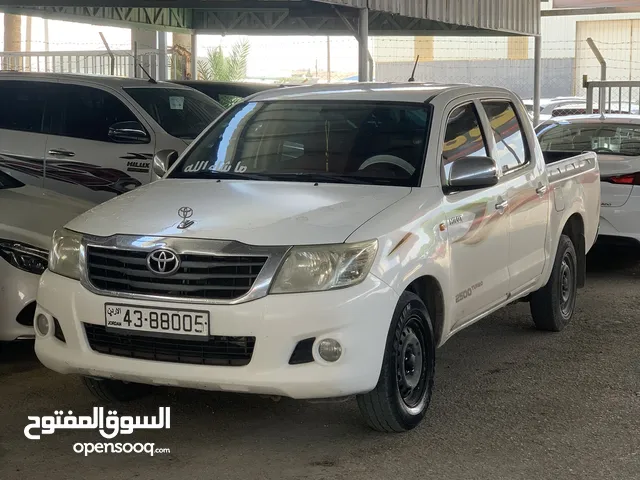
[2,1,540,36]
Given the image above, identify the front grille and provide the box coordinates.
[84,324,255,366]
[86,246,268,300]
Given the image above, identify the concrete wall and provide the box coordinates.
[374,58,575,99]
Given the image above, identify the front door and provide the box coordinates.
[43,83,154,204]
[480,100,550,293]
[441,101,511,328]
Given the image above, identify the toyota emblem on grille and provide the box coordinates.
[147,249,180,276]
[177,206,194,229]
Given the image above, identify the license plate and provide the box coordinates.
[104,304,210,339]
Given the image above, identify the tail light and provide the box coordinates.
[603,173,640,185]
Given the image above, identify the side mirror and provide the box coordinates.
[152,149,180,178]
[108,121,149,144]
[448,156,499,190]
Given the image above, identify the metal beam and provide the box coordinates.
[158,30,167,80]
[542,6,640,15]
[0,6,193,32]
[358,7,368,82]
[190,33,198,80]
[533,35,542,126]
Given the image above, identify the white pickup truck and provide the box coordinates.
[35,83,600,432]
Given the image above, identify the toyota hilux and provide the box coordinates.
[34,83,601,432]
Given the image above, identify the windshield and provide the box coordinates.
[0,169,24,189]
[537,121,640,156]
[169,101,430,187]
[123,87,225,140]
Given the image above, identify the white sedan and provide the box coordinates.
[537,115,640,247]
[0,170,92,341]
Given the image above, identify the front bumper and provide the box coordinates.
[0,259,38,341]
[35,270,398,399]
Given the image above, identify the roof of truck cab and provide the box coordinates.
[0,71,192,89]
[246,82,513,103]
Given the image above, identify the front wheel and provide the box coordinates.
[530,234,578,332]
[357,291,436,433]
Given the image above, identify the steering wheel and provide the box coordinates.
[592,147,615,153]
[358,155,416,176]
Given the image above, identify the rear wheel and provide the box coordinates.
[357,291,435,433]
[530,234,578,332]
[82,377,152,402]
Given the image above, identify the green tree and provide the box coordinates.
[197,39,250,107]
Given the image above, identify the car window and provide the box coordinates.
[124,87,224,140]
[482,101,529,173]
[441,102,488,179]
[170,101,430,187]
[51,84,139,142]
[0,81,48,134]
[538,122,640,156]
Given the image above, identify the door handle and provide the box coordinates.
[536,185,548,196]
[495,199,508,213]
[48,149,75,157]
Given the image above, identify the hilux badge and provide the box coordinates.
[177,206,194,229]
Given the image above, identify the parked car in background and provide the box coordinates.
[537,114,640,247]
[0,72,225,204]
[170,80,295,108]
[0,169,92,342]
[35,83,600,432]
[522,96,585,123]
[548,103,640,119]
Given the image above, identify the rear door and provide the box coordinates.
[0,79,52,188]
[43,82,155,204]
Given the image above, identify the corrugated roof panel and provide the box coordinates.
[359,0,540,35]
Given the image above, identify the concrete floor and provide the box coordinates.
[0,245,638,480]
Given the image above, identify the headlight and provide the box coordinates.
[270,240,378,294]
[49,229,83,280]
[0,239,48,275]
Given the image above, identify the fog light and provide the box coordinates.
[318,339,342,362]
[35,314,50,336]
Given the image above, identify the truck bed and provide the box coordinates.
[541,150,592,165]
[543,152,598,185]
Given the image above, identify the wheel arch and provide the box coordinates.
[404,275,446,347]
[561,212,586,288]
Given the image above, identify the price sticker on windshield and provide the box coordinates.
[169,96,184,110]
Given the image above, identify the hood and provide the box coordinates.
[66,179,411,245]
[0,185,95,249]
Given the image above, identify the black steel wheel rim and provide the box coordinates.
[396,315,428,410]
[559,251,576,319]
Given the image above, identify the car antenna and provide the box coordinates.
[127,49,157,84]
[138,62,157,84]
[408,55,420,82]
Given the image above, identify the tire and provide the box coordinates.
[357,291,436,433]
[530,234,578,332]
[82,377,152,403]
